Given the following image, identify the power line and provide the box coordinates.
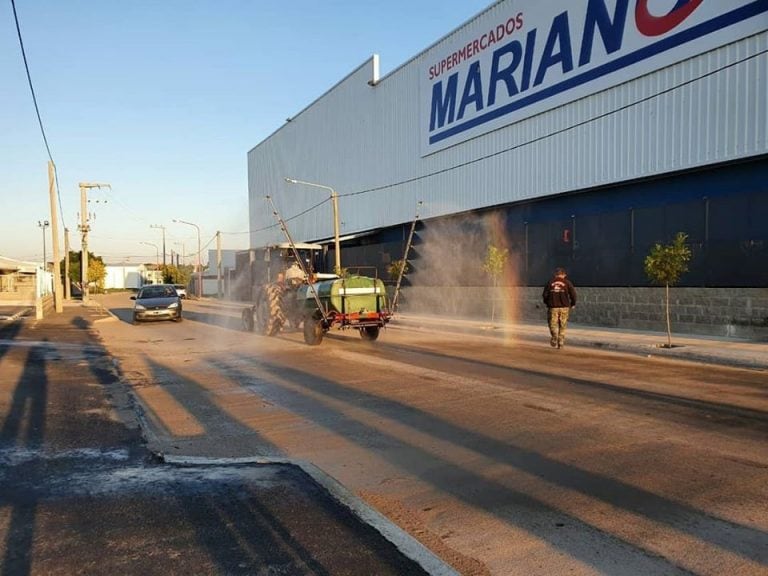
[10,0,66,229]
[247,197,331,235]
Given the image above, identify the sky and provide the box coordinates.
[2,0,492,266]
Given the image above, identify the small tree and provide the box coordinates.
[387,259,409,283]
[88,258,107,293]
[644,232,692,348]
[482,245,509,323]
[62,251,106,293]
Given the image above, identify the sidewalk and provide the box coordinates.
[0,302,454,575]
[391,313,768,371]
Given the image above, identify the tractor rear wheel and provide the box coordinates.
[303,315,324,345]
[359,326,380,341]
[256,284,286,336]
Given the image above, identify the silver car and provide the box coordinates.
[131,284,183,323]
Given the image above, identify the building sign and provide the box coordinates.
[421,0,768,155]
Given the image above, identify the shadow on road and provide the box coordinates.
[211,353,768,572]
[131,355,428,575]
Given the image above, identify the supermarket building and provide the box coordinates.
[247,0,768,338]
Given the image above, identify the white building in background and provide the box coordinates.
[103,263,160,290]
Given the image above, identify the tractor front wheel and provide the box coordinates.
[241,307,255,332]
[359,326,380,341]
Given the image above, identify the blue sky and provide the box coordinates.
[2,0,491,264]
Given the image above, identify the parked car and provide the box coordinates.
[174,284,188,299]
[131,284,182,323]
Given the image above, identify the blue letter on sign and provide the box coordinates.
[534,11,575,87]
[430,73,458,131]
[579,0,629,67]
[457,61,485,120]
[488,40,523,106]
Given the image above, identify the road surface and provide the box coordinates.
[93,293,768,576]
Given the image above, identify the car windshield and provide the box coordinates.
[139,286,176,299]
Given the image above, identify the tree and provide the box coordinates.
[644,232,692,348]
[88,258,107,293]
[162,264,193,286]
[387,259,409,283]
[482,245,509,323]
[62,251,106,293]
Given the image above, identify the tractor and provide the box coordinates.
[240,242,391,345]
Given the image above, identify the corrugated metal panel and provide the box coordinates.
[249,21,768,247]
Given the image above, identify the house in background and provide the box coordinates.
[0,255,52,317]
[104,263,162,290]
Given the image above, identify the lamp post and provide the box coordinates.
[38,220,49,270]
[150,224,167,266]
[284,177,341,275]
[173,219,201,298]
[140,241,159,267]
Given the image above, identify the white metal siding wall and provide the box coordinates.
[248,27,768,247]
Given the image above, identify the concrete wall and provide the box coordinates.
[399,286,768,341]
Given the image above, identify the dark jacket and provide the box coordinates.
[543,275,577,308]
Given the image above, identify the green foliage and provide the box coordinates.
[387,259,409,281]
[644,232,693,347]
[88,258,106,292]
[61,251,105,286]
[162,264,193,285]
[482,244,509,323]
[482,245,509,284]
[644,232,692,287]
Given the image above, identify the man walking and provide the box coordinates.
[543,267,577,348]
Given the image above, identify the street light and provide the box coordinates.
[173,219,201,298]
[38,220,49,270]
[140,241,159,267]
[150,224,167,266]
[284,177,341,275]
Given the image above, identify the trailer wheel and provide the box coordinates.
[259,284,285,336]
[303,315,324,346]
[359,326,380,341]
[241,307,255,332]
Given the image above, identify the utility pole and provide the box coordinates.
[64,228,71,300]
[173,220,201,298]
[78,182,110,303]
[216,230,222,298]
[38,220,49,269]
[150,224,167,267]
[48,162,63,312]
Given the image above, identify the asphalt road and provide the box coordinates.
[0,300,439,576]
[94,293,768,576]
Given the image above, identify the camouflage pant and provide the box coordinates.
[547,307,570,347]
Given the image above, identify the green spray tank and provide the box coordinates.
[296,274,391,345]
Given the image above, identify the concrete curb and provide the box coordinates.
[162,455,460,576]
